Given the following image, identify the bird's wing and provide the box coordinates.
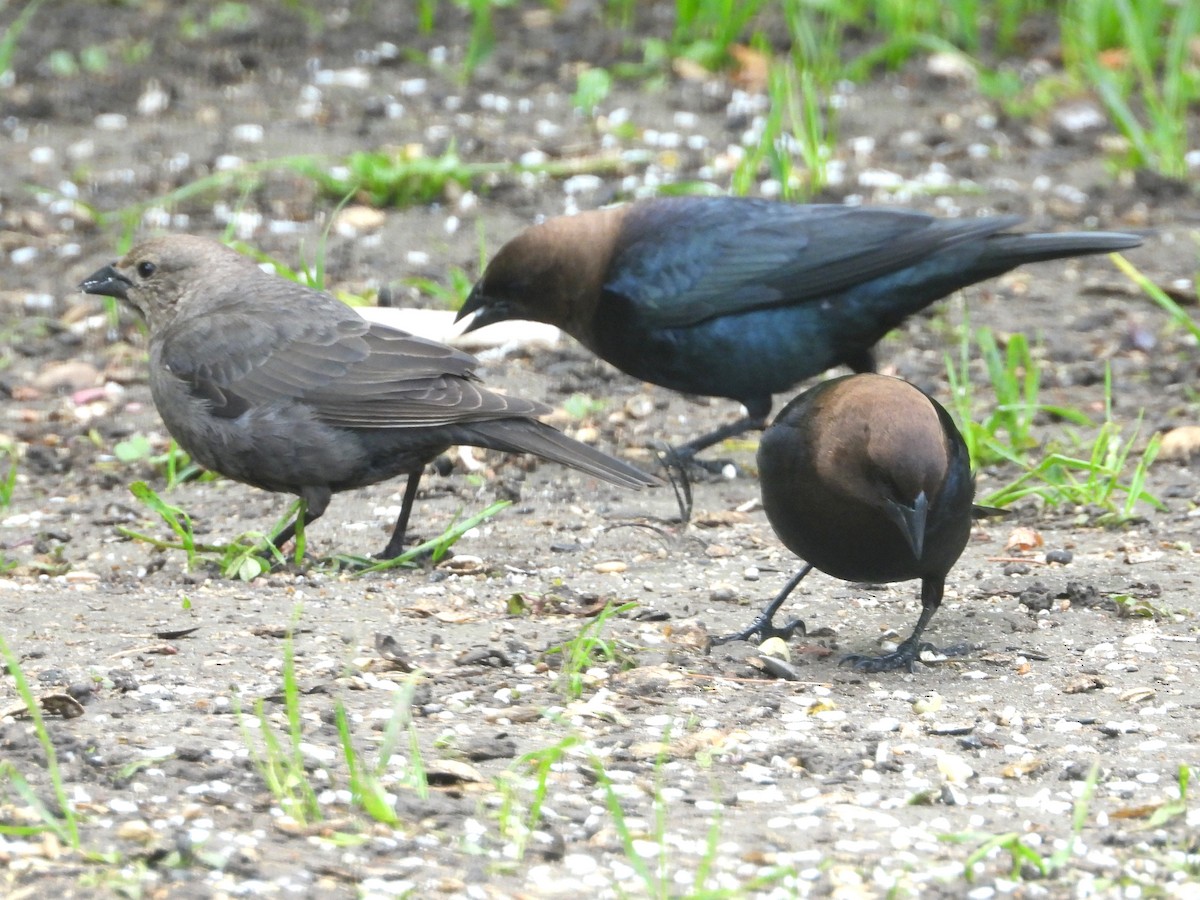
[157,281,545,428]
[606,200,1020,328]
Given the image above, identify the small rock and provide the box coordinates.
[1019,584,1054,612]
[1052,102,1107,136]
[333,204,387,236]
[758,637,790,661]
[940,783,967,806]
[913,691,943,715]
[1157,425,1200,461]
[867,717,901,733]
[709,584,737,603]
[1005,526,1044,552]
[31,361,100,394]
[462,735,518,761]
[623,394,655,419]
[755,654,804,681]
[116,820,158,843]
[936,753,974,783]
[926,51,976,84]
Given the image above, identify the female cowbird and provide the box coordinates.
[457,197,1141,462]
[79,235,656,559]
[716,373,976,673]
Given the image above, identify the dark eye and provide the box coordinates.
[137,261,157,278]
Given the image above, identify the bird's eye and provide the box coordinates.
[136,261,157,278]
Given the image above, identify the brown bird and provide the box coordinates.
[714,373,977,673]
[79,235,656,559]
[456,197,1141,462]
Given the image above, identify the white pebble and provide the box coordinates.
[230,123,264,144]
[94,113,128,131]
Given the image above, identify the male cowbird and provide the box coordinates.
[457,197,1141,460]
[80,235,656,559]
[714,373,976,673]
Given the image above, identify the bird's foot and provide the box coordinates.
[662,446,742,478]
[711,615,806,647]
[840,639,973,673]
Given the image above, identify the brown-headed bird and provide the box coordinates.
[79,235,656,559]
[456,197,1141,461]
[714,373,976,673]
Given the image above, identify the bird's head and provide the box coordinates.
[811,374,955,563]
[79,235,257,330]
[455,207,626,340]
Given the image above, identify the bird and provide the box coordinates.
[712,373,978,673]
[456,196,1142,462]
[79,235,657,560]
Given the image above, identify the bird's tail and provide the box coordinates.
[982,230,1144,267]
[457,419,659,489]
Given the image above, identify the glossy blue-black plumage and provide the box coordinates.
[458,197,1142,453]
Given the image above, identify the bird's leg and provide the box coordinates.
[653,444,693,525]
[667,412,769,473]
[378,472,423,560]
[271,496,323,556]
[711,564,814,646]
[840,577,970,673]
[272,519,298,551]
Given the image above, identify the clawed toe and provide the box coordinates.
[840,639,972,673]
[712,616,806,647]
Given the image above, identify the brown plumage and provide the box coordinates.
[79,235,656,559]
[715,373,977,673]
[457,196,1142,462]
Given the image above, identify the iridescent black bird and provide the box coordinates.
[715,373,978,673]
[80,235,656,559]
[457,197,1141,461]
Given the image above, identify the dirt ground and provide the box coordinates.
[1,3,1198,897]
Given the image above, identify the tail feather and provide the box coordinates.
[457,419,659,489]
[983,230,1144,267]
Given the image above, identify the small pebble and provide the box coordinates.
[709,585,737,603]
[758,637,790,661]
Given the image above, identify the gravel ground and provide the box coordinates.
[1,3,1199,898]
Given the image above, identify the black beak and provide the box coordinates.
[79,264,133,301]
[886,490,928,562]
[454,285,506,334]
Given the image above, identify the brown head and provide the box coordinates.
[810,374,954,556]
[456,206,629,342]
[79,235,262,331]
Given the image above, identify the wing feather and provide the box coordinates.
[608,199,1020,328]
[157,280,547,428]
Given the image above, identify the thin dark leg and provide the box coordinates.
[271,501,319,552]
[378,472,423,560]
[711,563,814,646]
[841,577,969,673]
[653,444,693,525]
[668,413,769,468]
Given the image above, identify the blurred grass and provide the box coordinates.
[408,0,1197,182]
[8,0,1191,200]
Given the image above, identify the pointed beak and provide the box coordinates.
[886,490,928,561]
[455,284,508,334]
[79,264,133,301]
